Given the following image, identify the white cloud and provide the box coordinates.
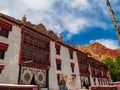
[98,0,110,17]
[0,9,10,15]
[0,0,119,41]
[19,0,55,11]
[0,0,106,32]
[65,0,90,11]
[62,14,88,34]
[90,39,120,49]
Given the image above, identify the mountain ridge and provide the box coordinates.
[76,42,120,61]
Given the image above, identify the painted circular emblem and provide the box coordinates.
[24,73,31,81]
[35,70,46,87]
[38,73,43,82]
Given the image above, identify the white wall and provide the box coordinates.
[0,25,21,84]
[49,41,58,90]
[49,41,81,90]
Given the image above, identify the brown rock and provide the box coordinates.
[76,42,120,62]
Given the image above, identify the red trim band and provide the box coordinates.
[0,21,12,30]
[0,65,4,73]
[0,42,8,51]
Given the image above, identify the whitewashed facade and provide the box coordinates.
[49,41,81,90]
[0,13,111,90]
[0,25,21,84]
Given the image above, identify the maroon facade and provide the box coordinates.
[19,28,50,69]
[77,51,89,76]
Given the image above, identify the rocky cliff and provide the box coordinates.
[76,42,120,61]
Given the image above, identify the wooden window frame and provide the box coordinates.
[69,48,73,59]
[71,63,75,73]
[0,42,8,59]
[0,27,9,38]
[0,50,5,59]
[56,59,61,70]
[0,21,12,38]
[20,30,50,68]
[55,43,61,55]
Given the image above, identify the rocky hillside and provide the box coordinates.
[76,42,120,61]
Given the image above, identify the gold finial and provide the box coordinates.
[22,15,27,23]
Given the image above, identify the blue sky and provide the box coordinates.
[0,0,120,49]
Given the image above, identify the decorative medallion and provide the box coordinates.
[38,73,43,82]
[24,73,31,81]
[21,66,34,84]
[35,69,46,87]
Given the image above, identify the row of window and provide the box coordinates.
[0,22,11,59]
[0,23,10,59]
[81,78,110,89]
[94,78,109,85]
[21,48,49,64]
[23,40,49,51]
[56,60,75,73]
[23,30,49,46]
[77,53,88,65]
[55,44,73,59]
[21,30,50,66]
[79,66,89,75]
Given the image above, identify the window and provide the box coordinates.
[0,42,8,59]
[57,63,61,70]
[0,65,4,73]
[0,28,9,38]
[0,50,5,59]
[70,54,73,59]
[0,21,12,38]
[93,78,96,85]
[20,30,50,69]
[69,48,73,59]
[56,59,61,70]
[55,43,61,55]
[98,79,100,85]
[71,63,75,73]
[56,49,60,55]
[71,66,74,72]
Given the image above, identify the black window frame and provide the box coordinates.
[56,63,61,70]
[56,48,60,55]
[0,27,9,38]
[0,50,5,59]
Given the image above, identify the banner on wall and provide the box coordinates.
[35,68,46,87]
[20,66,46,87]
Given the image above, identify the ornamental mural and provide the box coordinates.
[20,66,46,87]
